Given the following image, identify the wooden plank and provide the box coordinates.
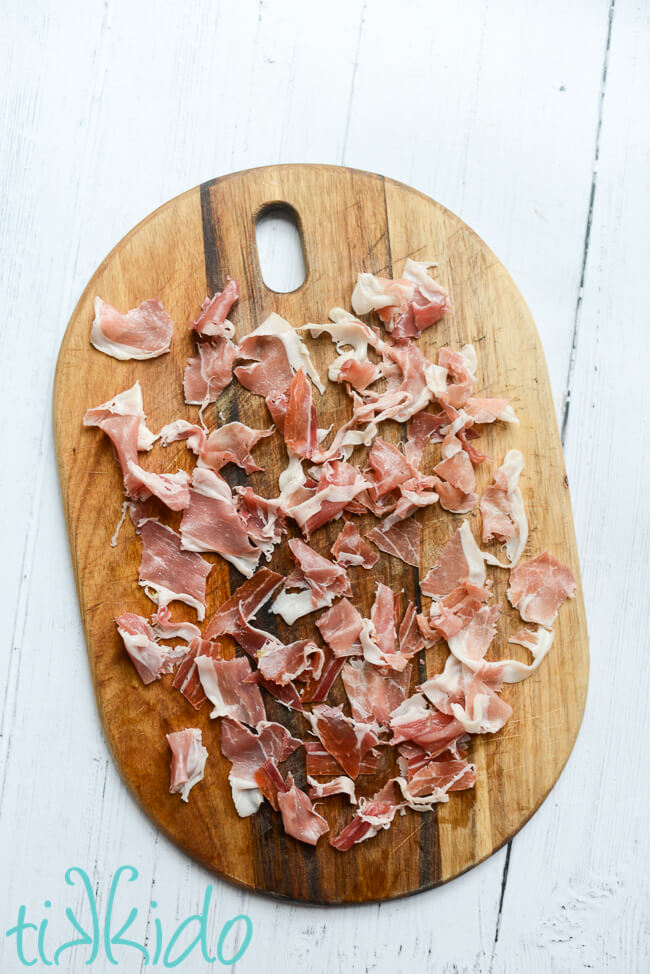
[53,163,588,902]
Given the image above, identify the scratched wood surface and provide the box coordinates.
[53,164,588,902]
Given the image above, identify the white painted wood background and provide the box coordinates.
[1,0,648,970]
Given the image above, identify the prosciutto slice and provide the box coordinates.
[271,538,352,625]
[125,461,190,511]
[192,279,239,339]
[150,606,201,644]
[307,704,380,779]
[330,780,402,851]
[83,382,157,498]
[303,309,383,391]
[161,419,274,475]
[351,259,452,342]
[316,599,364,657]
[275,774,330,845]
[389,694,465,756]
[435,346,477,409]
[359,583,410,672]
[420,654,512,734]
[180,468,262,577]
[139,520,212,619]
[420,521,487,599]
[405,411,446,466]
[464,396,518,425]
[307,775,357,804]
[508,552,576,627]
[433,433,478,514]
[286,460,371,538]
[480,450,528,565]
[196,655,266,724]
[367,516,421,567]
[283,368,318,459]
[331,521,378,569]
[257,638,325,686]
[183,337,238,406]
[172,637,222,710]
[342,659,412,727]
[235,313,324,398]
[204,568,283,640]
[166,729,208,802]
[90,297,173,360]
[115,613,184,685]
[304,741,380,777]
[220,717,302,817]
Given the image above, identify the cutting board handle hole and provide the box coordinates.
[255,204,306,293]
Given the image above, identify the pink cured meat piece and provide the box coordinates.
[307,775,357,804]
[192,279,239,338]
[83,382,157,499]
[166,728,208,802]
[172,637,222,710]
[204,568,283,640]
[124,461,190,511]
[330,780,401,851]
[508,552,576,627]
[304,741,380,777]
[139,520,212,620]
[91,297,174,360]
[115,613,183,685]
[220,718,303,815]
[289,460,371,538]
[283,369,318,459]
[179,468,262,577]
[367,516,421,567]
[257,639,325,686]
[316,599,364,657]
[365,438,413,500]
[183,337,238,405]
[161,419,273,475]
[390,696,466,757]
[331,521,378,569]
[196,655,266,725]
[235,335,294,399]
[307,704,379,779]
[418,582,492,644]
[341,659,412,727]
[277,773,330,845]
[420,526,476,599]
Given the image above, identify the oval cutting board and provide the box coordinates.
[54,164,589,903]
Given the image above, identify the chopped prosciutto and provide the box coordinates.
[390,694,465,756]
[367,516,421,567]
[115,613,184,685]
[90,297,174,360]
[304,309,383,391]
[351,259,452,342]
[166,729,208,802]
[399,602,426,658]
[353,341,435,425]
[180,467,262,578]
[161,419,274,475]
[331,521,378,569]
[508,552,576,627]
[480,450,528,565]
[192,279,239,339]
[276,773,330,845]
[420,654,512,734]
[304,741,380,776]
[138,520,212,620]
[150,606,201,644]
[405,411,446,466]
[125,461,190,511]
[283,368,318,459]
[420,521,487,599]
[253,758,287,810]
[316,598,363,657]
[184,336,238,407]
[235,313,324,398]
[235,487,286,549]
[307,775,357,804]
[286,460,371,538]
[271,538,352,625]
[195,655,266,725]
[307,704,380,779]
[257,638,325,685]
[464,396,518,425]
[220,717,302,817]
[359,583,410,672]
[365,438,413,500]
[435,346,477,408]
[83,382,157,498]
[395,754,476,809]
[342,659,412,727]
[172,637,222,710]
[330,780,402,851]
[433,433,478,514]
[204,568,283,640]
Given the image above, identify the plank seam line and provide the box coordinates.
[341,0,367,164]
[561,0,616,445]
[489,841,512,972]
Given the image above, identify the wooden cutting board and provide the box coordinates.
[54,164,589,903]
